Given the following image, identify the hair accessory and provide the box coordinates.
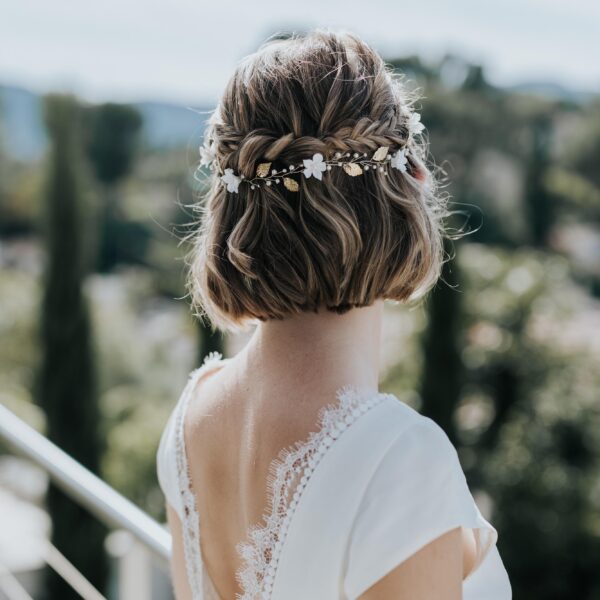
[199,108,425,194]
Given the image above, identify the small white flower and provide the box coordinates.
[199,139,217,167]
[220,168,241,193]
[302,153,327,180]
[407,111,425,136]
[390,149,408,173]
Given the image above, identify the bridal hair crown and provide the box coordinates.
[199,109,426,194]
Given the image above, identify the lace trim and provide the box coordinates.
[175,351,225,600]
[234,385,389,599]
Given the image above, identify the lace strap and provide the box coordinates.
[174,351,225,600]
[234,385,389,599]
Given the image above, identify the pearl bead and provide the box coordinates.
[266,181,272,186]
[363,152,367,157]
[272,169,277,175]
[282,168,287,173]
[276,179,281,184]
[289,165,294,170]
[364,165,370,170]
[335,152,341,159]
[326,165,332,170]
[251,185,256,189]
[353,152,359,158]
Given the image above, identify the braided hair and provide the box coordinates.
[188,30,453,331]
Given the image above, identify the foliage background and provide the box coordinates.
[1,7,599,599]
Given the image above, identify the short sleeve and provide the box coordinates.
[343,416,500,599]
[156,404,184,520]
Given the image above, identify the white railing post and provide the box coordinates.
[106,530,154,600]
[0,404,170,564]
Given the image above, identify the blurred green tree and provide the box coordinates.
[39,94,107,599]
[197,319,224,365]
[419,238,464,442]
[84,103,144,272]
[524,114,555,247]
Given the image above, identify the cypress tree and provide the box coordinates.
[84,103,142,272]
[419,238,464,443]
[524,114,554,247]
[39,94,107,599]
[197,319,225,364]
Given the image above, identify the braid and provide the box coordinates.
[213,117,409,177]
[322,117,408,155]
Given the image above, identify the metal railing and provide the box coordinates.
[0,403,172,599]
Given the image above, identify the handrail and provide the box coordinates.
[0,404,171,564]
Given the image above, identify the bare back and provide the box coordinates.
[180,359,355,599]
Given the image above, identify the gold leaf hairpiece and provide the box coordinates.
[372,146,389,161]
[343,163,363,177]
[283,177,299,192]
[256,162,272,178]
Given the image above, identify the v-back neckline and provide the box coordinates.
[174,352,391,600]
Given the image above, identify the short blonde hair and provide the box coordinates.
[188,30,452,331]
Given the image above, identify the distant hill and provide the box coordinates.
[0,86,46,161]
[0,84,212,162]
[504,80,596,104]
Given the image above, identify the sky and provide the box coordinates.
[1,0,599,106]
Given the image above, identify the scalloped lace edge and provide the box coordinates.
[234,385,388,599]
[175,351,225,600]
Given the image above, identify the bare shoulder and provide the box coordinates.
[183,359,233,435]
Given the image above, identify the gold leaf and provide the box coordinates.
[343,163,363,177]
[283,177,299,192]
[256,162,272,178]
[372,146,389,161]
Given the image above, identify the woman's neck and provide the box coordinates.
[240,300,383,396]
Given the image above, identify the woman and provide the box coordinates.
[157,30,511,599]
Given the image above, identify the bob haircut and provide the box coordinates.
[188,30,453,331]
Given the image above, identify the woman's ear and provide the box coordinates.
[412,164,427,183]
[407,156,427,183]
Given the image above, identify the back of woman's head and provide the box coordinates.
[189,29,452,331]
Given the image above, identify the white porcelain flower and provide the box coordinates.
[407,111,425,136]
[390,149,408,173]
[200,139,217,167]
[302,153,327,180]
[220,168,241,193]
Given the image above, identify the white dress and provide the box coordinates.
[157,353,512,600]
